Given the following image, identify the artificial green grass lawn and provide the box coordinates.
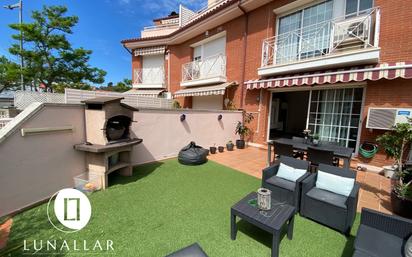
[4,159,359,257]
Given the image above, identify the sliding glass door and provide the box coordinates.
[307,88,363,148]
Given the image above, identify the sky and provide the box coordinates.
[0,0,204,86]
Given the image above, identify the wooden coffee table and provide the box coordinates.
[230,192,296,257]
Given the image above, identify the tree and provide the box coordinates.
[0,55,20,93]
[99,78,132,92]
[8,5,106,92]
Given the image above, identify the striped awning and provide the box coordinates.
[246,62,412,90]
[123,89,165,97]
[174,82,236,97]
[134,46,166,56]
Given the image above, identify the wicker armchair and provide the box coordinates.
[300,164,360,235]
[262,156,310,212]
[352,208,412,257]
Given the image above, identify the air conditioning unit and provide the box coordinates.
[366,108,412,130]
[333,15,370,49]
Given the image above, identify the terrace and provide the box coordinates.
[0,93,410,257]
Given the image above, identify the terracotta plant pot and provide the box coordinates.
[236,139,245,149]
[391,190,412,219]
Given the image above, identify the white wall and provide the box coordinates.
[192,95,223,110]
[0,104,86,217]
[130,108,242,164]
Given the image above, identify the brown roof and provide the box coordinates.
[120,0,237,44]
[81,97,124,104]
[153,13,179,22]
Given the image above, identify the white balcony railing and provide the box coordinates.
[261,8,381,67]
[133,67,165,87]
[182,54,226,83]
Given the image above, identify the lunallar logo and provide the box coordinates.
[47,188,92,233]
[23,189,114,254]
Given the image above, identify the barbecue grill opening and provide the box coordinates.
[105,115,131,143]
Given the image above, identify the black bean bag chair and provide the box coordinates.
[178,141,208,165]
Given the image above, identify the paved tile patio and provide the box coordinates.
[208,146,392,214]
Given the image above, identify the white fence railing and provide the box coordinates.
[65,89,173,109]
[133,67,165,86]
[261,8,380,67]
[0,118,13,129]
[14,91,65,110]
[182,54,226,82]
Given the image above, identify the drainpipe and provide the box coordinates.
[237,0,248,109]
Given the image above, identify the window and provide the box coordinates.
[345,0,373,17]
[276,1,334,64]
[307,88,363,148]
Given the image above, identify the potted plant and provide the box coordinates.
[210,144,217,154]
[226,140,234,151]
[311,134,320,145]
[377,120,412,218]
[235,113,254,149]
[218,146,224,153]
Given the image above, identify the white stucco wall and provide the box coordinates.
[131,109,242,165]
[0,104,86,217]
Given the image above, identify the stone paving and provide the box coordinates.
[208,146,392,214]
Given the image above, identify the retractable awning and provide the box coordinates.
[134,46,166,56]
[124,89,165,97]
[174,82,236,97]
[246,62,412,90]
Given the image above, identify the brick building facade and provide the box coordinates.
[122,0,412,167]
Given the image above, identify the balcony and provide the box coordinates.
[133,67,165,88]
[181,54,227,87]
[141,23,179,38]
[258,8,381,77]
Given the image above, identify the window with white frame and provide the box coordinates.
[307,88,363,148]
[276,0,334,64]
[345,0,373,17]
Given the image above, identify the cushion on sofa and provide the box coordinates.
[316,170,355,197]
[266,176,296,191]
[354,225,404,257]
[276,163,307,182]
[306,187,347,209]
[165,243,208,257]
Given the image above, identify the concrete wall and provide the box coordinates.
[131,108,243,164]
[0,104,242,217]
[0,104,86,217]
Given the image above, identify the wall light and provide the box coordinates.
[218,114,223,121]
[180,114,186,122]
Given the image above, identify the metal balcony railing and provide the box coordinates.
[261,7,381,67]
[133,67,165,86]
[182,54,226,82]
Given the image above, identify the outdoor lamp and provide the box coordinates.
[180,114,186,122]
[218,114,222,121]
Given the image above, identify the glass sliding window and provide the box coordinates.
[276,0,333,64]
[307,88,363,148]
[345,0,373,17]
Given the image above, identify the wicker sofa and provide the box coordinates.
[353,208,412,257]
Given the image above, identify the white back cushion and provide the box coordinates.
[316,171,355,197]
[276,163,307,182]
